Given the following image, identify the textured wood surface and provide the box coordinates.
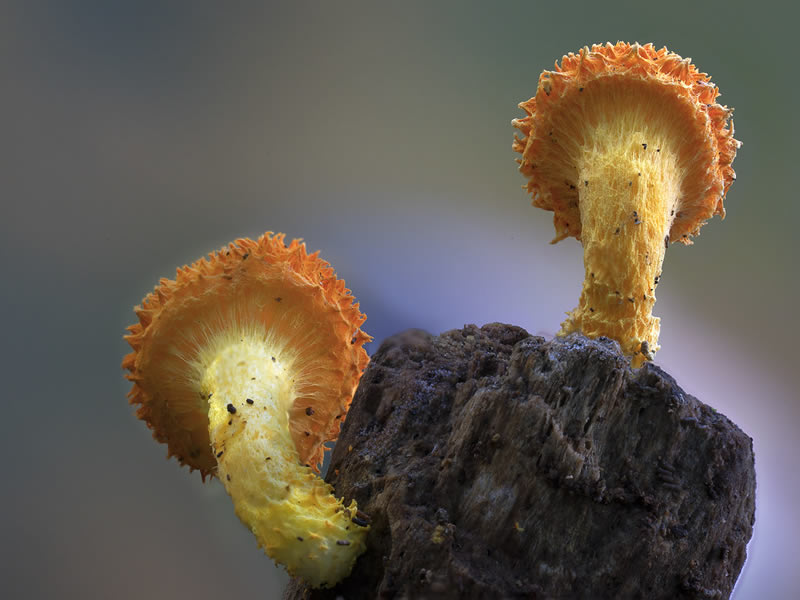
[285,324,755,599]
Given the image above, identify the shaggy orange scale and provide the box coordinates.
[512,42,739,366]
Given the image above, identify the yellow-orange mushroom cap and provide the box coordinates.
[122,232,372,587]
[123,232,369,476]
[512,42,739,365]
[513,41,738,244]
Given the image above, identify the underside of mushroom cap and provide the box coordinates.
[512,41,739,244]
[122,233,370,477]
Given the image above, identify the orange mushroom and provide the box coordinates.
[513,42,739,366]
[122,232,371,588]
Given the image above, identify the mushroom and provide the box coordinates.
[122,232,372,588]
[512,42,739,366]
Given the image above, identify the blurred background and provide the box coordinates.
[1,1,796,598]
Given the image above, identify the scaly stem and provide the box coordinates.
[559,133,681,367]
[201,336,367,588]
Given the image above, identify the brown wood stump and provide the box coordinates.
[285,324,755,600]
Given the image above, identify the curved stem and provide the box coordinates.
[202,336,368,588]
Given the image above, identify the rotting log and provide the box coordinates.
[285,324,755,599]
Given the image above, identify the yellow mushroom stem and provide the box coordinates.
[533,75,697,367]
[561,116,682,367]
[200,330,367,588]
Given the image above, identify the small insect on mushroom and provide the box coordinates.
[512,42,739,366]
[122,232,372,588]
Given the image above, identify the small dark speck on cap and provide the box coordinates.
[352,515,369,527]
[227,404,237,414]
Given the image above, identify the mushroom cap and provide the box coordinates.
[122,233,370,477]
[512,42,739,244]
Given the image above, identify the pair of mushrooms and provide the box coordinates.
[123,42,738,588]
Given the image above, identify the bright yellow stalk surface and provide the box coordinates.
[561,83,683,366]
[202,334,366,588]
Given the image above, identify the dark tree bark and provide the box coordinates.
[285,324,755,600]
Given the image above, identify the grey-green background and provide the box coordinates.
[2,2,796,598]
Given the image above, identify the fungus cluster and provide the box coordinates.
[513,42,739,366]
[122,232,371,588]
